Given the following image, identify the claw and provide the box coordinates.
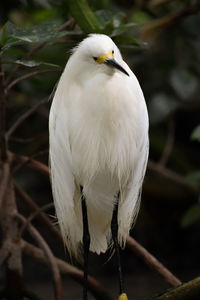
[118,293,128,300]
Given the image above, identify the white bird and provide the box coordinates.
[49,34,149,300]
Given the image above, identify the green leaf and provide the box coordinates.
[3,58,60,68]
[181,203,200,228]
[67,0,101,33]
[191,125,200,142]
[186,171,200,185]
[1,22,75,53]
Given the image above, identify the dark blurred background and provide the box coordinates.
[0,0,200,299]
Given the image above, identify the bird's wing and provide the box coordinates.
[49,76,81,256]
[118,137,149,247]
[117,72,149,247]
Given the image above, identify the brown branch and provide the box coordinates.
[21,240,113,300]
[5,68,62,93]
[155,277,200,299]
[0,161,10,209]
[159,119,175,166]
[142,0,200,40]
[12,150,49,174]
[17,213,63,300]
[148,159,199,195]
[6,96,49,139]
[0,245,9,267]
[127,236,182,287]
[18,202,54,238]
[13,154,50,176]
[0,64,7,160]
[14,184,61,242]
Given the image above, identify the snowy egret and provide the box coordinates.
[49,34,149,300]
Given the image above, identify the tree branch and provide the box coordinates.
[127,236,182,287]
[142,0,200,40]
[0,161,10,209]
[148,159,199,195]
[5,68,61,93]
[0,64,7,160]
[159,119,175,166]
[17,213,63,300]
[7,96,49,139]
[154,277,200,299]
[21,240,113,300]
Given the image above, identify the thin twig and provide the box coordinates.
[17,213,63,300]
[160,119,175,166]
[5,68,62,93]
[0,64,7,160]
[13,154,49,176]
[127,236,182,287]
[12,150,49,174]
[142,0,200,40]
[14,184,61,241]
[0,245,9,267]
[21,240,113,300]
[18,202,53,237]
[7,96,49,139]
[148,159,199,195]
[0,161,10,209]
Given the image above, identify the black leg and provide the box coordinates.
[111,191,125,296]
[80,186,90,300]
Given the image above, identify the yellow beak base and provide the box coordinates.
[118,293,128,300]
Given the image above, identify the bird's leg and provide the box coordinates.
[80,185,90,300]
[111,191,128,300]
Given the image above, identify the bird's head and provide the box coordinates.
[72,34,129,77]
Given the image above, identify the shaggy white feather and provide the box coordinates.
[49,34,149,256]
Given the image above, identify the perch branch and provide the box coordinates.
[155,277,200,299]
[127,236,182,287]
[21,240,113,300]
[17,213,63,300]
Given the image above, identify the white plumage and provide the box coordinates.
[49,34,149,256]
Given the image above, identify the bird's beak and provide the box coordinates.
[104,59,129,77]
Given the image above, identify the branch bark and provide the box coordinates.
[0,63,7,160]
[7,96,49,139]
[17,213,63,300]
[127,236,182,287]
[154,277,200,299]
[21,240,113,300]
[148,159,199,195]
[5,68,62,93]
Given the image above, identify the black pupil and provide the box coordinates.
[93,57,97,61]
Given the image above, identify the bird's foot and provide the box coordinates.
[118,293,128,300]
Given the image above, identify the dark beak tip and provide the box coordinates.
[105,59,129,77]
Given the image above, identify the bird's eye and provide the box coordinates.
[112,50,114,54]
[93,57,97,61]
